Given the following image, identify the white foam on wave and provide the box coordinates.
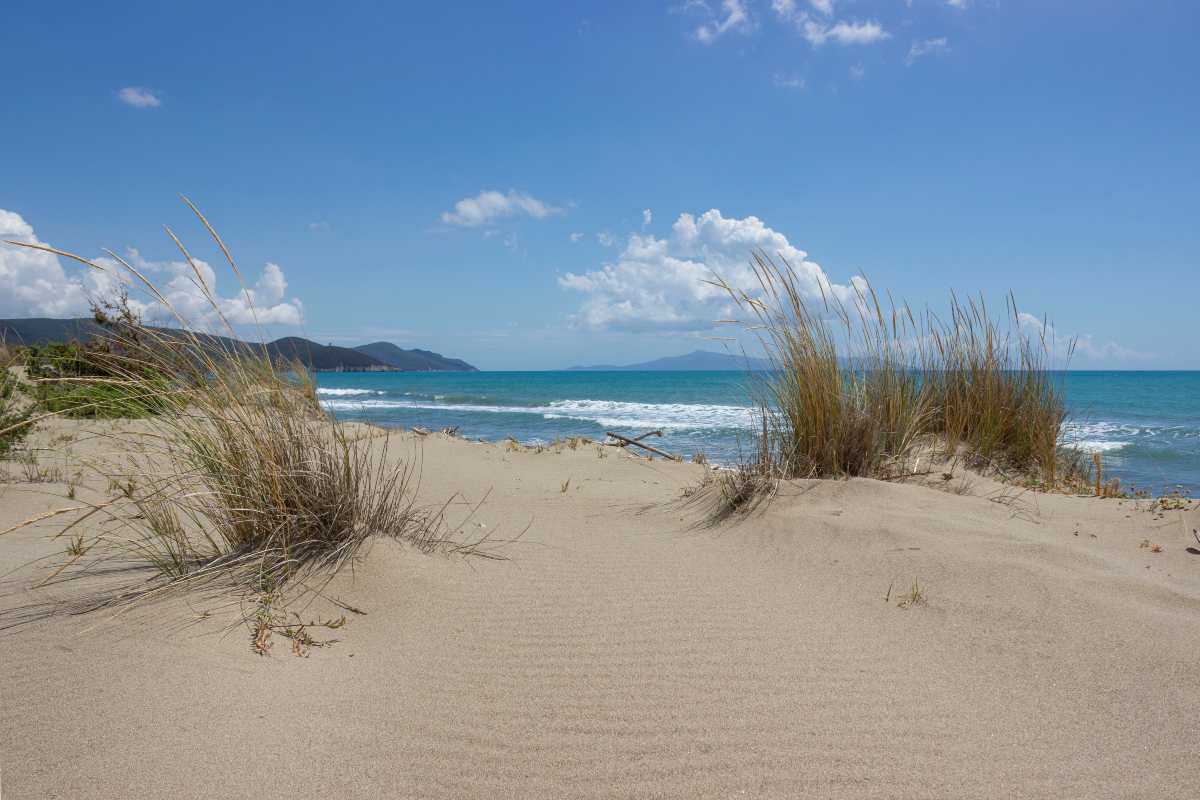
[543,399,754,430]
[1059,419,1200,453]
[319,396,756,431]
[316,388,384,397]
[1067,440,1130,453]
[1063,420,1199,439]
[1059,421,1134,454]
[322,399,532,415]
[1063,421,1139,438]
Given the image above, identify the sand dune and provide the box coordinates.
[2,420,1199,798]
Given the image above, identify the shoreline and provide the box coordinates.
[311,370,1200,496]
[338,417,1197,497]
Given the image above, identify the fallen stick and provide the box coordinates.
[606,429,663,447]
[604,431,681,461]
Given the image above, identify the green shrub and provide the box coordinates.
[26,341,172,418]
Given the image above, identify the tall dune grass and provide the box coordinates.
[2,200,480,624]
[926,295,1068,483]
[714,251,1078,494]
[0,339,33,457]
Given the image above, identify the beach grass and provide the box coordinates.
[23,340,174,419]
[0,340,34,457]
[707,250,1085,513]
[2,200,478,628]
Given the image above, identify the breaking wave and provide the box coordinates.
[320,396,755,431]
[315,388,385,397]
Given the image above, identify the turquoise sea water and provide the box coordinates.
[317,371,1200,494]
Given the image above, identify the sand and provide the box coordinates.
[2,418,1199,798]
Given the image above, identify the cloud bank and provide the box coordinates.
[0,210,92,317]
[0,208,303,329]
[558,209,866,332]
[1016,312,1149,364]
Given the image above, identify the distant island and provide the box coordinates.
[567,349,771,371]
[353,341,476,372]
[0,318,477,373]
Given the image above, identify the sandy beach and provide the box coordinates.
[4,1,1198,796]
[2,418,1198,799]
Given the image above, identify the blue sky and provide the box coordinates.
[1,1,1196,369]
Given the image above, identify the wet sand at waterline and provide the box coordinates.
[2,418,1199,799]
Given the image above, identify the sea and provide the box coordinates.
[316,371,1200,495]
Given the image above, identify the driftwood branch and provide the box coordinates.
[608,429,663,446]
[604,431,681,461]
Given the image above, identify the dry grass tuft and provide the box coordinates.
[1090,452,1123,497]
[17,450,63,484]
[0,340,34,458]
[1151,488,1192,512]
[1,199,489,637]
[695,463,776,524]
[895,578,927,609]
[707,251,1084,516]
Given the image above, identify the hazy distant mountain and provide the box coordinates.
[567,350,771,371]
[0,317,108,345]
[353,341,477,372]
[266,337,384,371]
[0,318,476,373]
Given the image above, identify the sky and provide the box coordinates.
[1,0,1197,370]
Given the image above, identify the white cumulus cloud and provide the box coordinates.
[116,87,162,108]
[92,249,304,327]
[0,209,91,317]
[642,209,653,227]
[440,189,562,227]
[559,209,865,332]
[0,208,303,329]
